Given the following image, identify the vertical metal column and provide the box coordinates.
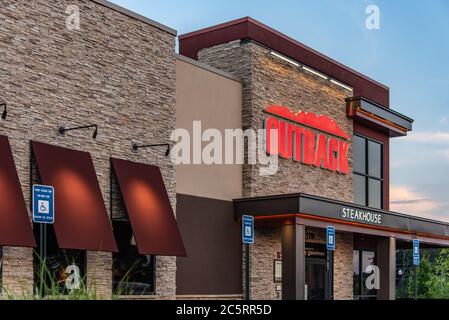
[281,223,305,300]
[246,243,250,300]
[377,237,396,300]
[326,250,334,300]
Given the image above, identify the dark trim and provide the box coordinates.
[353,133,384,210]
[347,97,414,136]
[354,122,390,210]
[348,96,414,123]
[179,17,390,106]
[176,194,242,295]
[282,224,305,300]
[234,193,449,241]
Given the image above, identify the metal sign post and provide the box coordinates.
[242,215,254,301]
[326,226,335,300]
[32,184,55,295]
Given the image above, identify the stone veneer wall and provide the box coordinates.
[199,40,354,300]
[0,0,176,299]
[333,232,354,300]
[243,228,282,300]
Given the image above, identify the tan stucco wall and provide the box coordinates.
[176,56,243,201]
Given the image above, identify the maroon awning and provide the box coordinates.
[111,158,186,256]
[31,142,117,252]
[0,136,36,247]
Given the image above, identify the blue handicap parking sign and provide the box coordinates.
[326,226,336,251]
[242,215,254,244]
[413,239,420,266]
[33,184,55,224]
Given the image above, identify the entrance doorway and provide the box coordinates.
[353,250,377,300]
[305,243,327,300]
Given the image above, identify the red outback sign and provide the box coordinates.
[264,105,350,175]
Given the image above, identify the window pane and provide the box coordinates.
[33,224,86,295]
[368,141,382,178]
[368,179,382,209]
[113,221,155,295]
[353,250,360,299]
[353,174,366,206]
[361,251,377,298]
[353,135,366,173]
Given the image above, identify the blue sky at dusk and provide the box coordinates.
[110,0,449,221]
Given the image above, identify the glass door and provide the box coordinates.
[305,243,327,300]
[353,250,377,300]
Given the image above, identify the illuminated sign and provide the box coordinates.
[264,105,350,174]
[341,207,383,225]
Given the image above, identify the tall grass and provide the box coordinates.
[0,252,132,300]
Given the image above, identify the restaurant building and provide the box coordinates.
[0,0,448,300]
[175,18,449,300]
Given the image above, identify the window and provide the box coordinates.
[112,220,155,295]
[353,250,377,300]
[33,224,86,295]
[31,160,86,296]
[352,135,384,209]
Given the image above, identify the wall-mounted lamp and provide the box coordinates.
[58,124,98,139]
[0,101,7,120]
[132,143,171,156]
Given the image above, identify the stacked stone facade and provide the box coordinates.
[333,232,354,300]
[0,0,176,299]
[199,40,355,300]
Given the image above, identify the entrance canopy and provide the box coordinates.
[234,193,449,247]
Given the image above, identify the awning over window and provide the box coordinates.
[31,142,117,252]
[346,96,414,137]
[111,158,186,256]
[0,136,36,247]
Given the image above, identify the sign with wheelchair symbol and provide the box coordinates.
[242,215,254,244]
[33,185,55,224]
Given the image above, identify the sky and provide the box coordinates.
[110,0,449,221]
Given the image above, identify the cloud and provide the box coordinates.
[406,132,449,144]
[440,117,449,125]
[390,185,448,221]
[394,131,449,165]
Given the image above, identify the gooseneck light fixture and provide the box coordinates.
[0,101,7,120]
[132,143,171,157]
[58,124,98,139]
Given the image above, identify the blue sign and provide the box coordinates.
[413,239,420,266]
[242,215,254,244]
[326,226,336,251]
[33,185,55,224]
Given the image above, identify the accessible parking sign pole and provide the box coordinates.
[32,184,55,295]
[242,215,254,301]
[326,226,336,300]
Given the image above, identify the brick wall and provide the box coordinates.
[199,40,354,300]
[0,0,176,299]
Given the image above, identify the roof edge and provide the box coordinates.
[179,16,389,92]
[176,54,241,83]
[179,16,251,40]
[92,0,177,36]
[234,192,449,227]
